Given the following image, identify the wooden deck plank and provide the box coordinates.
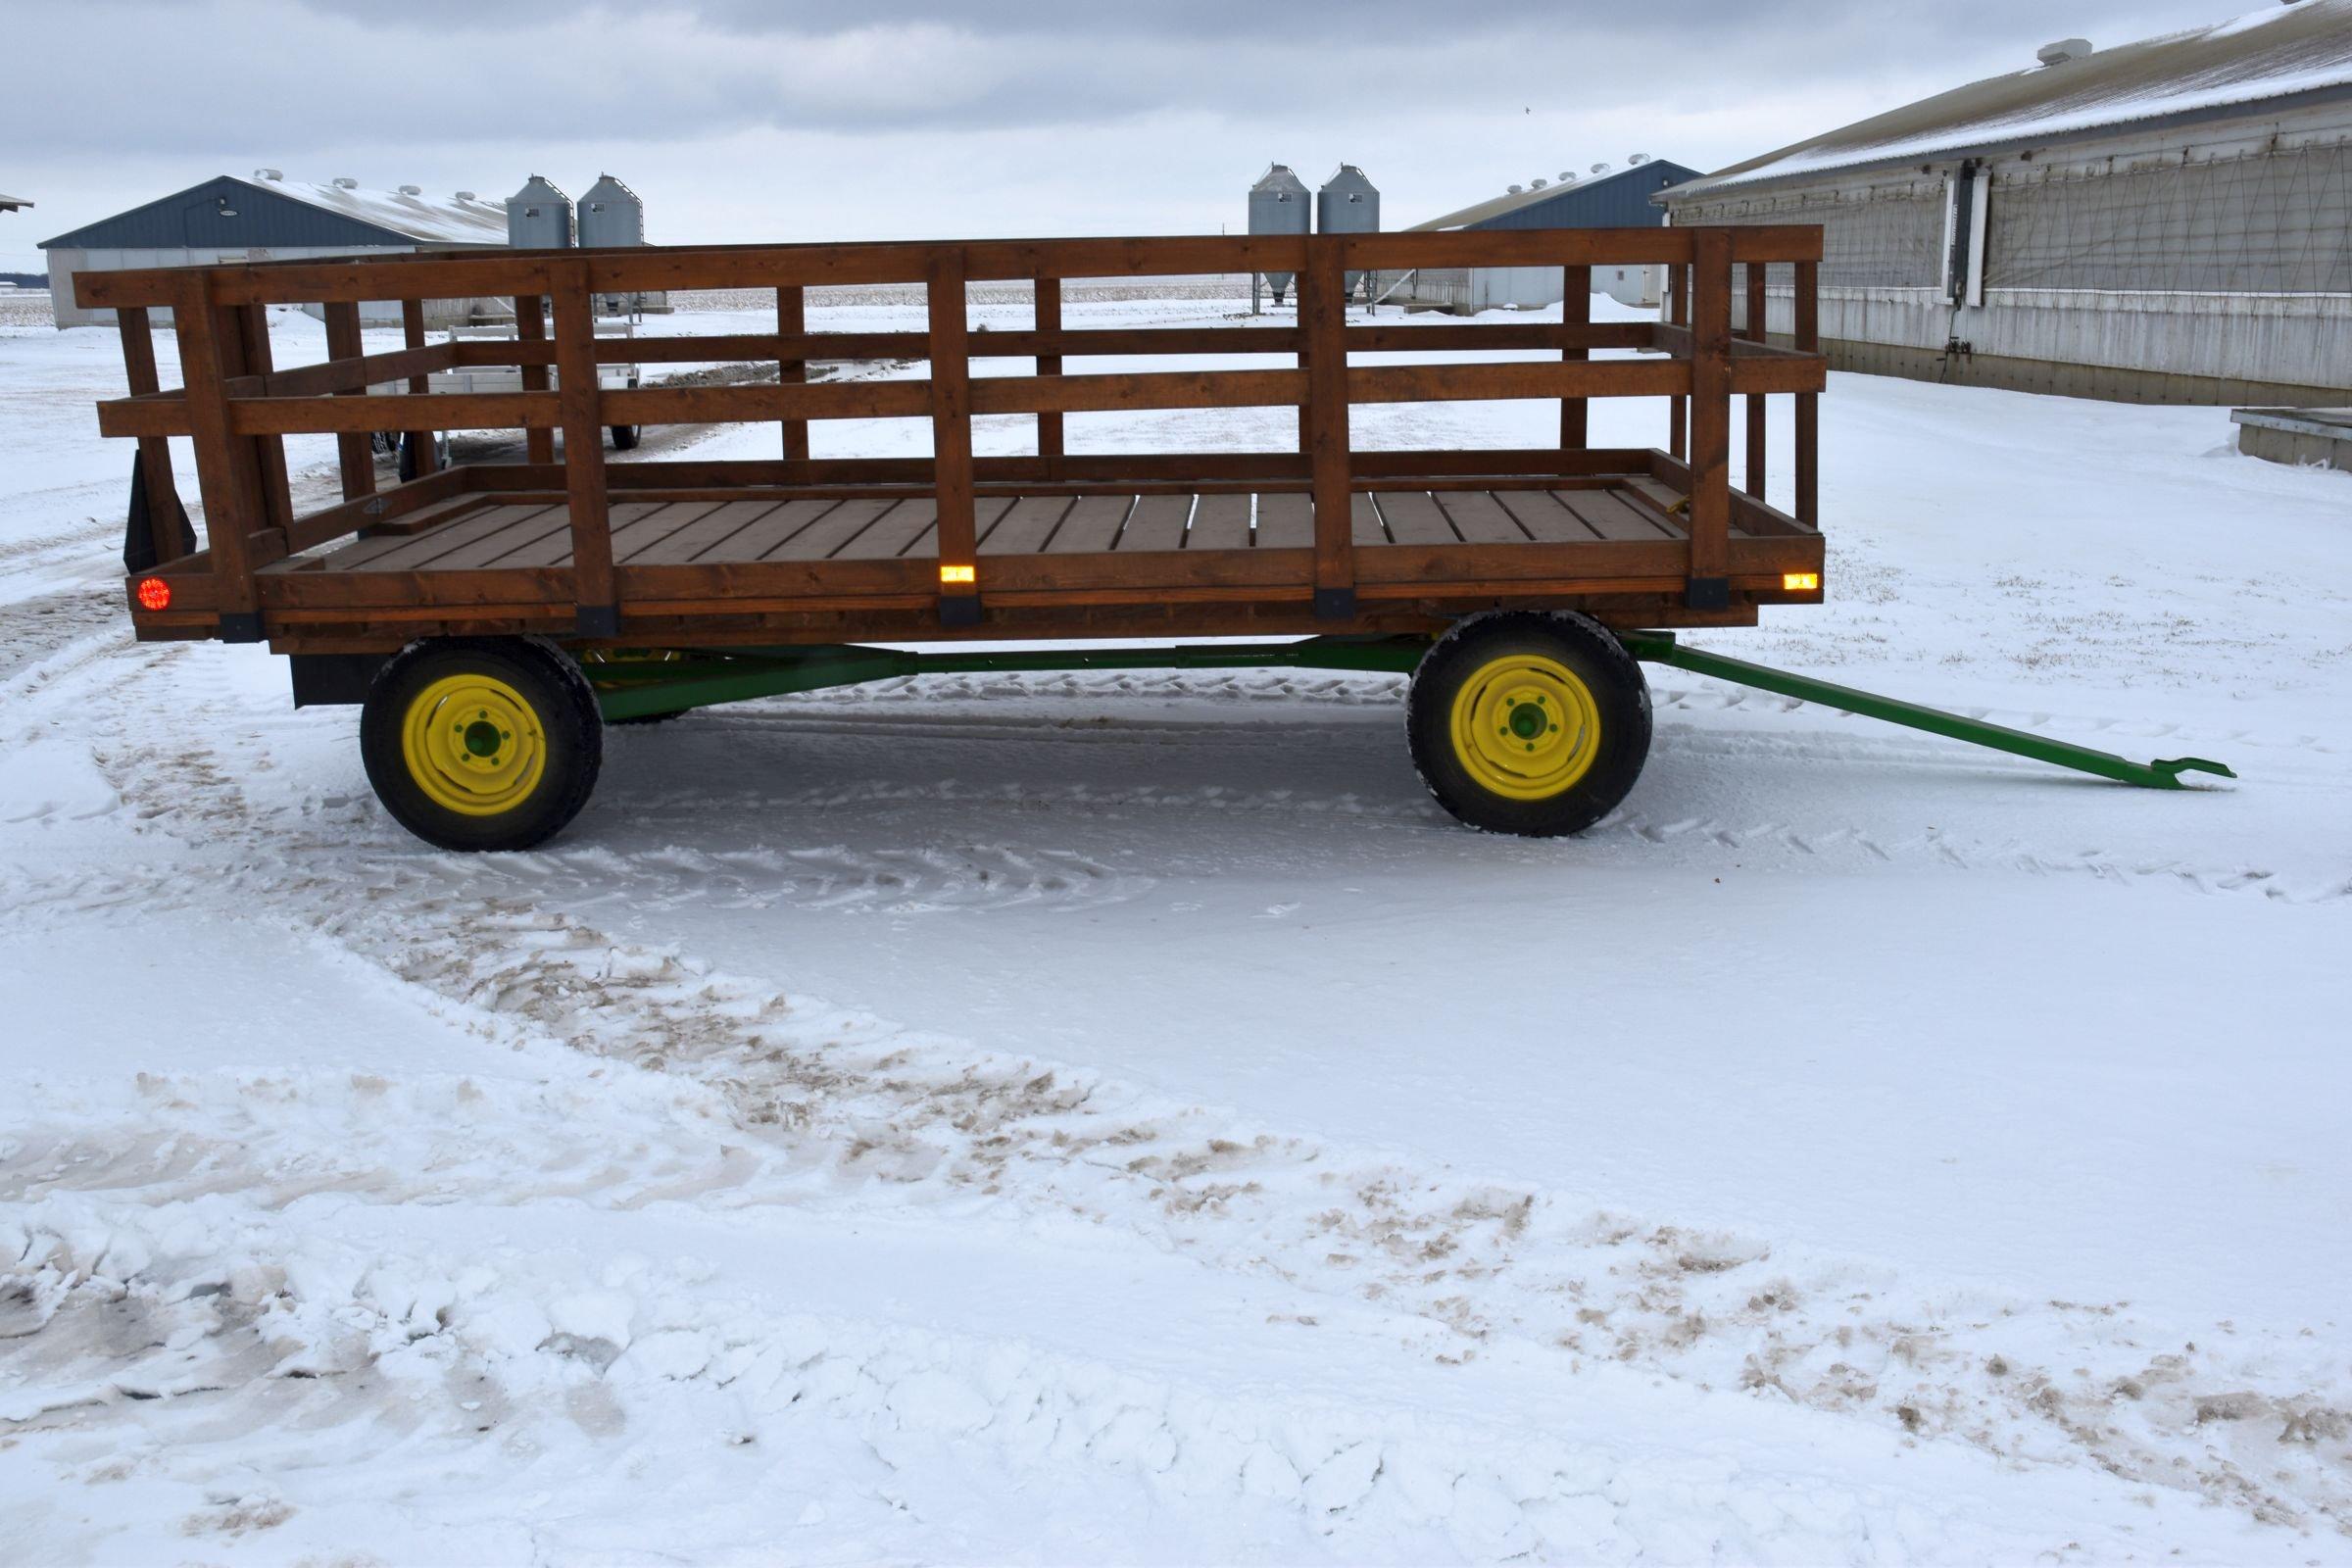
[493,500,680,569]
[1550,488,1672,542]
[836,498,937,560]
[339,504,542,571]
[1374,491,1454,545]
[1186,492,1251,551]
[1253,492,1311,549]
[768,497,902,561]
[1435,491,1530,544]
[1350,493,1388,545]
[905,496,1013,562]
[1492,490,1601,543]
[1581,487,1686,541]
[710,498,847,562]
[625,499,789,565]
[981,496,1071,556]
[1048,494,1133,553]
[450,504,610,569]
[277,498,489,573]
[1116,494,1191,552]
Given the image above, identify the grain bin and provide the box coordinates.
[505,175,573,250]
[1317,165,1380,297]
[576,174,644,248]
[1249,164,1311,304]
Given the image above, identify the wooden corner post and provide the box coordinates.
[115,305,190,568]
[1743,262,1768,500]
[1685,230,1733,610]
[1794,259,1819,529]
[320,302,377,501]
[172,274,266,640]
[928,249,981,627]
[1302,240,1354,618]
[552,264,618,637]
[399,299,441,479]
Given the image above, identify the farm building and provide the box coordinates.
[1379,158,1700,313]
[1656,2,2352,405]
[38,172,506,329]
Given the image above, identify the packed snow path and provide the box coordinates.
[1,299,2347,1562]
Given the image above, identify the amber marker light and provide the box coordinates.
[1783,572,1820,592]
[135,576,172,611]
[939,564,976,585]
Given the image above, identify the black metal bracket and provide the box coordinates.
[939,594,983,628]
[289,652,388,708]
[218,612,265,644]
[1684,576,1730,611]
[575,604,622,637]
[1312,586,1356,620]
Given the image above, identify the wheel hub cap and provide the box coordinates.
[1447,654,1603,801]
[401,675,547,816]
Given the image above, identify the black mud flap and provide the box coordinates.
[123,455,197,574]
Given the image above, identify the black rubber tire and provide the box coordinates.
[361,637,604,852]
[1406,611,1650,837]
[609,424,641,451]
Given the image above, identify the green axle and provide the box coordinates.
[586,632,2233,791]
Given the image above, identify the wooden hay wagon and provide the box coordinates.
[88,226,1846,849]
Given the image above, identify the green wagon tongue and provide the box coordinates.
[1613,630,2236,791]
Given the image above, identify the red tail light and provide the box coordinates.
[135,576,172,612]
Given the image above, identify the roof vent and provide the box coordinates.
[1557,171,1577,182]
[1627,152,1650,165]
[253,168,282,181]
[2036,37,2091,66]
[397,183,421,195]
[454,190,476,201]
[1531,177,1548,188]
[1590,162,1612,174]
[332,176,360,189]
[1507,183,1524,194]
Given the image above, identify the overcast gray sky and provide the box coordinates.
[1,0,2249,272]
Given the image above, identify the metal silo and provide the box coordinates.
[505,175,573,250]
[1317,165,1380,298]
[576,174,644,248]
[1249,164,1311,305]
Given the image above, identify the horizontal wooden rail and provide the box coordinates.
[79,226,1830,310]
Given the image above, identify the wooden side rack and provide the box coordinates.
[87,226,1828,654]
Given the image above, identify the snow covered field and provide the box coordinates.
[2,295,2347,1564]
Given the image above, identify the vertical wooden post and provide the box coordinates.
[1559,264,1590,454]
[1034,274,1063,480]
[116,306,188,565]
[927,249,980,627]
[514,293,555,466]
[1302,240,1354,618]
[321,302,376,502]
[231,303,295,533]
[551,265,616,636]
[1794,259,1819,530]
[1668,261,1689,462]
[172,274,266,639]
[1686,230,1733,609]
[1743,263,1768,502]
[775,284,808,465]
[399,298,439,478]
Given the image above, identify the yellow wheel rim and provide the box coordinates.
[400,673,547,817]
[1447,652,1603,801]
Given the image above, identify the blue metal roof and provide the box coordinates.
[1413,161,1703,231]
[38,175,499,251]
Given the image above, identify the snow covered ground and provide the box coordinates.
[1,294,2347,1564]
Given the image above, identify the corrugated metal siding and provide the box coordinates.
[41,177,419,251]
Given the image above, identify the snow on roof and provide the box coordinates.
[1669,0,2352,199]
[241,175,506,244]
